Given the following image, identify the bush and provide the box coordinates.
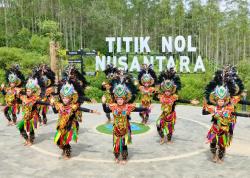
[0,47,49,82]
[85,86,103,102]
[29,35,50,54]
[237,60,250,97]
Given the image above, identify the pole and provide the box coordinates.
[242,90,248,112]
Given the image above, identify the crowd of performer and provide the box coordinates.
[0,63,249,164]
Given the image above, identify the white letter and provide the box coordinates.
[117,37,122,53]
[134,37,139,53]
[187,35,196,52]
[129,56,140,72]
[167,56,175,69]
[180,56,190,73]
[95,56,106,71]
[123,37,133,53]
[156,56,165,72]
[162,36,173,52]
[118,56,128,71]
[194,55,205,72]
[106,37,115,52]
[175,36,186,52]
[112,56,117,67]
[140,37,151,52]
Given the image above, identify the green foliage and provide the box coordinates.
[11,28,31,48]
[85,86,103,102]
[237,60,250,96]
[0,47,49,82]
[38,20,62,41]
[29,35,50,54]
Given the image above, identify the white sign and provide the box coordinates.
[96,36,205,72]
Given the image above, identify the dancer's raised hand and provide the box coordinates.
[191,99,199,105]
[102,96,106,103]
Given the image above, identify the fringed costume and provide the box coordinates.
[102,64,117,122]
[102,84,147,164]
[17,78,42,145]
[109,69,138,122]
[0,65,25,125]
[137,64,157,124]
[32,64,56,125]
[51,82,98,159]
[51,65,99,159]
[203,66,250,163]
[60,65,94,126]
[156,67,198,144]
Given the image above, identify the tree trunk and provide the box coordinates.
[50,41,59,81]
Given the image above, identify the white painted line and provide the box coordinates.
[30,117,210,163]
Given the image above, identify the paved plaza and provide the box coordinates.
[0,104,250,178]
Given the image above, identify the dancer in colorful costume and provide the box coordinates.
[137,64,157,124]
[32,64,56,125]
[109,68,138,122]
[101,64,117,123]
[0,65,25,125]
[156,67,199,144]
[60,65,96,128]
[102,84,148,164]
[50,82,100,159]
[204,66,250,144]
[204,85,249,163]
[17,78,43,146]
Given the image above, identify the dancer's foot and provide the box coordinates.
[166,140,173,144]
[27,141,33,146]
[212,154,218,163]
[160,138,165,145]
[217,158,223,164]
[114,158,119,164]
[24,140,29,146]
[7,121,13,126]
[63,155,70,160]
[120,160,127,165]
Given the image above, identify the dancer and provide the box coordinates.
[109,68,138,121]
[59,65,96,127]
[17,78,43,146]
[50,82,100,159]
[204,85,249,163]
[0,65,25,126]
[101,64,117,123]
[156,67,199,144]
[203,65,250,144]
[32,64,56,125]
[137,64,157,124]
[102,84,148,164]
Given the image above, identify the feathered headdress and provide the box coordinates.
[60,64,88,103]
[110,70,137,103]
[32,64,55,93]
[209,85,230,106]
[113,84,131,102]
[158,67,181,93]
[160,79,177,94]
[138,64,157,86]
[204,65,244,104]
[59,82,78,104]
[26,78,41,95]
[5,65,25,87]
